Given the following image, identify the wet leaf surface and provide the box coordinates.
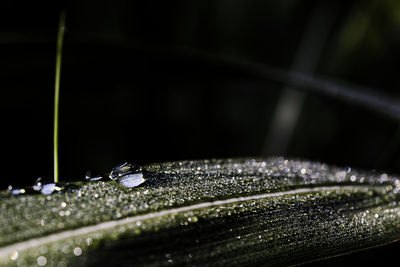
[1,157,400,266]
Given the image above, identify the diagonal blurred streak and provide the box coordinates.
[4,32,399,124]
[165,45,400,122]
[262,2,338,156]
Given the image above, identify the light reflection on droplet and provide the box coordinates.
[119,173,146,188]
[86,237,93,246]
[10,250,18,260]
[109,163,145,188]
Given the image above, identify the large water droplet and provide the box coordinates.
[40,183,63,195]
[109,162,146,188]
[32,177,63,195]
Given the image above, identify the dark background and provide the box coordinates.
[3,0,400,187]
[1,0,400,265]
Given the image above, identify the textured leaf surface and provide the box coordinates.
[1,158,400,266]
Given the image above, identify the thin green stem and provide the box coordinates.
[54,10,66,183]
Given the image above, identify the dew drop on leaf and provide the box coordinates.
[109,162,146,188]
[85,171,104,181]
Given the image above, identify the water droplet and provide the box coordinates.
[32,177,65,195]
[119,173,145,188]
[73,247,82,256]
[109,162,146,188]
[85,171,103,181]
[9,251,18,260]
[109,162,134,179]
[33,177,44,191]
[8,186,26,195]
[37,256,47,266]
[40,183,63,195]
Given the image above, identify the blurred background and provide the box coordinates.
[2,0,400,264]
[3,0,400,186]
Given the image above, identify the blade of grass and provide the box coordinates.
[54,10,66,183]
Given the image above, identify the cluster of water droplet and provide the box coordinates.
[7,162,146,196]
[7,157,400,198]
[8,177,65,196]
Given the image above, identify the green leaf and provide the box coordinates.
[1,158,400,266]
